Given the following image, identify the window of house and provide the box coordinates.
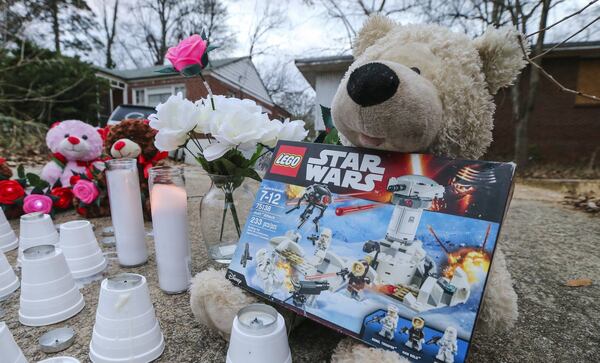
[576,59,600,106]
[133,85,186,107]
[134,89,145,105]
[147,90,173,107]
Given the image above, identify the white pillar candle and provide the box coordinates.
[106,159,148,267]
[150,170,191,294]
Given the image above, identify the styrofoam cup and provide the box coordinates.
[18,213,59,262]
[0,208,18,252]
[89,273,165,363]
[226,304,292,363]
[60,220,96,245]
[59,220,107,279]
[0,322,28,363]
[38,358,80,363]
[0,249,20,299]
[19,245,85,326]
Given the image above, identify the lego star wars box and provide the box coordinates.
[227,141,515,363]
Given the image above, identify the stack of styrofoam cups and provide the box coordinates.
[0,249,19,299]
[17,212,59,263]
[0,208,18,252]
[19,245,85,326]
[0,321,28,363]
[59,220,107,279]
[89,273,165,363]
[226,304,292,363]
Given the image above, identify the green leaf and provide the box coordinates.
[17,165,25,179]
[31,186,45,194]
[26,172,41,186]
[201,30,207,41]
[182,63,203,77]
[155,66,178,74]
[323,128,340,145]
[247,145,264,167]
[201,52,209,70]
[238,168,262,182]
[206,45,218,53]
[320,105,334,129]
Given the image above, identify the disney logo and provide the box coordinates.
[227,271,242,285]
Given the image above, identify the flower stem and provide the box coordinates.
[199,73,216,111]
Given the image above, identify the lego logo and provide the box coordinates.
[274,153,302,168]
[270,144,307,177]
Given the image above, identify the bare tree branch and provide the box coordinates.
[517,33,600,102]
[526,0,598,38]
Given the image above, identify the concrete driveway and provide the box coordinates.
[1,171,598,362]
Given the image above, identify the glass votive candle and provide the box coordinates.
[105,159,148,267]
[149,166,191,294]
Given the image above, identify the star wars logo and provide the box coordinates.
[306,150,385,191]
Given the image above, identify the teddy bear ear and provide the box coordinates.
[474,26,529,94]
[353,14,396,58]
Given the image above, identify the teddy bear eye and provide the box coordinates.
[411,67,421,75]
[64,133,70,138]
[82,135,88,140]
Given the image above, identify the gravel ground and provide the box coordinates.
[1,172,598,362]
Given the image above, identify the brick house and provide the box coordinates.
[295,42,600,165]
[96,56,289,120]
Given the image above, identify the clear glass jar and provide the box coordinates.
[200,174,255,264]
[149,166,191,294]
[105,158,148,267]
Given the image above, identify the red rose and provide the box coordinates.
[69,175,81,186]
[0,180,25,204]
[51,187,74,209]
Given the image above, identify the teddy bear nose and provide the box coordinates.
[347,62,399,107]
[67,136,80,145]
[114,140,126,151]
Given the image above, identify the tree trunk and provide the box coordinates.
[512,0,551,167]
[50,0,61,54]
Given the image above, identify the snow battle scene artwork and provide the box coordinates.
[227,141,516,363]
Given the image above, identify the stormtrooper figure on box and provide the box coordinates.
[255,249,283,295]
[433,326,458,363]
[377,305,399,340]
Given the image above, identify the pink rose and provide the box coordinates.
[23,194,53,214]
[166,34,208,71]
[73,180,99,204]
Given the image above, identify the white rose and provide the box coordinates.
[195,96,265,135]
[202,99,271,161]
[260,120,283,148]
[149,92,200,151]
[278,119,308,142]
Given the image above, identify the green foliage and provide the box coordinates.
[0,42,109,125]
[0,115,48,149]
[313,105,341,145]
[195,146,263,188]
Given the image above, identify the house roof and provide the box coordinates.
[96,56,248,81]
[295,41,600,87]
[96,56,282,109]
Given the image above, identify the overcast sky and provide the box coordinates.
[83,0,600,69]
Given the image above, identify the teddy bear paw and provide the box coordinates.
[189,267,258,340]
[331,338,410,363]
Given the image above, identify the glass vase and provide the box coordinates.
[200,174,254,264]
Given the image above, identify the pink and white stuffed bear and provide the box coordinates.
[41,120,105,187]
